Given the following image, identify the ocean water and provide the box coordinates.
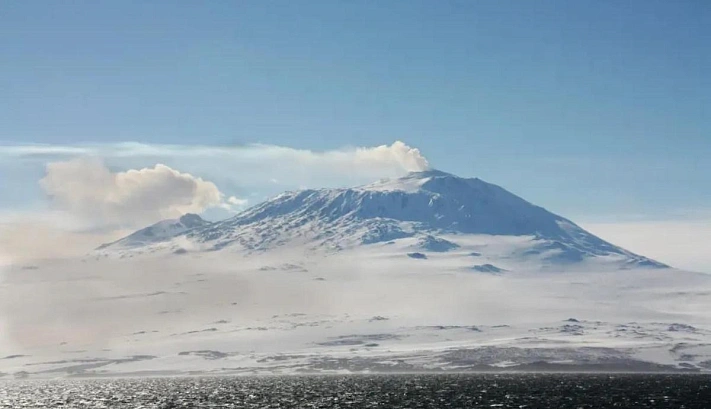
[1,373,710,408]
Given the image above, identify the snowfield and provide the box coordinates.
[1,170,709,378]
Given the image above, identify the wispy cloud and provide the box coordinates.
[1,140,429,172]
[1,140,430,201]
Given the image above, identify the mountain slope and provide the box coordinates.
[98,213,210,250]
[99,170,666,269]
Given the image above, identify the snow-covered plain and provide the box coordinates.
[1,170,709,378]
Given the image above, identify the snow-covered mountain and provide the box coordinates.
[9,171,711,379]
[98,213,209,249]
[99,170,665,270]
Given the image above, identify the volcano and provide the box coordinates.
[99,169,666,270]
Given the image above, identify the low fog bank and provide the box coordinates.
[1,250,710,357]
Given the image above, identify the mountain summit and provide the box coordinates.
[99,170,666,269]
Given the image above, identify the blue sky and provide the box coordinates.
[1,1,710,269]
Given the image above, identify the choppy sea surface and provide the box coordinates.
[1,374,710,408]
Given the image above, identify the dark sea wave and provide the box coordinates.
[1,373,710,408]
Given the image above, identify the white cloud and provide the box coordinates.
[242,140,429,173]
[581,219,711,273]
[1,140,429,183]
[2,140,429,167]
[226,196,249,208]
[354,141,429,172]
[39,159,227,228]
